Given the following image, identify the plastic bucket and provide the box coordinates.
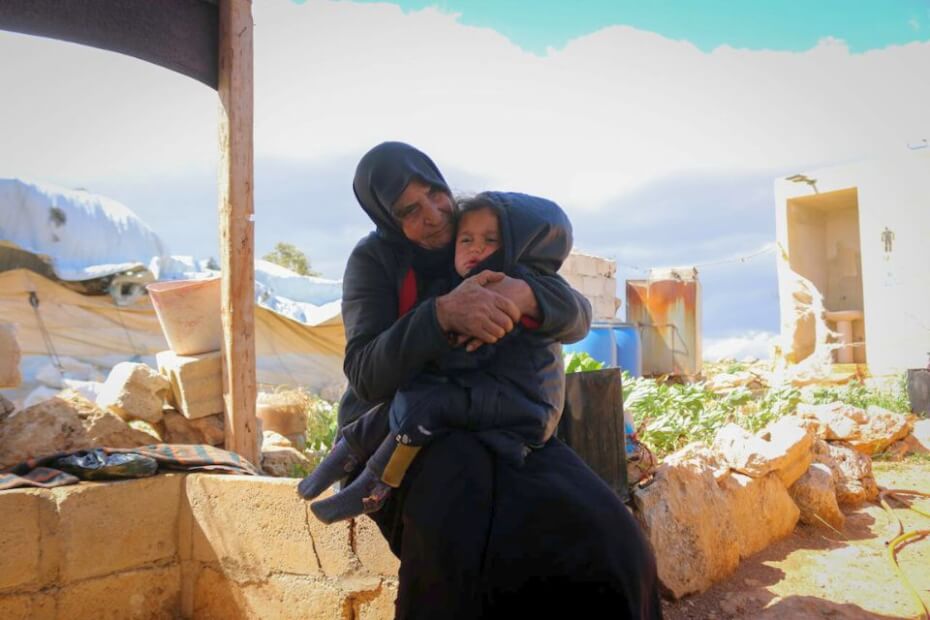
[146,278,222,355]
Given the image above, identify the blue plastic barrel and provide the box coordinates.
[613,323,642,377]
[564,321,642,377]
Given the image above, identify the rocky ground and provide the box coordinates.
[662,455,930,619]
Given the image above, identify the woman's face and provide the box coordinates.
[391,179,455,250]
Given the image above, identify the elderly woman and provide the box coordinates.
[334,142,660,619]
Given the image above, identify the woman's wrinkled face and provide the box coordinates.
[454,207,501,277]
[391,179,455,250]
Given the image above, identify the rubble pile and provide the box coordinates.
[633,400,918,599]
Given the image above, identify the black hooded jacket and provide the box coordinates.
[338,142,592,433]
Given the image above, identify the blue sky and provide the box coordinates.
[343,0,930,53]
[2,1,929,358]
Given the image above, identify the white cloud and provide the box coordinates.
[704,331,777,361]
[1,0,928,212]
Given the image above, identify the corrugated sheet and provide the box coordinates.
[626,268,702,377]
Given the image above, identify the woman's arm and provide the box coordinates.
[342,243,450,403]
[484,270,592,344]
[342,241,524,403]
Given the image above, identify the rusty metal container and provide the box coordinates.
[626,267,702,377]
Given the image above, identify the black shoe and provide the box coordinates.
[297,439,360,500]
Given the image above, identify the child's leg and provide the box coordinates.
[310,436,402,524]
[297,402,389,500]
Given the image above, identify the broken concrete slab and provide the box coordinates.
[96,362,170,424]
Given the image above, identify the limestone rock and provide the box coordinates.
[0,323,22,388]
[789,463,845,530]
[96,362,169,423]
[190,414,225,446]
[812,440,879,506]
[713,417,813,484]
[847,406,911,456]
[718,471,800,559]
[261,445,311,478]
[633,444,740,599]
[161,410,223,445]
[262,430,293,449]
[0,393,15,420]
[0,391,156,468]
[797,402,867,441]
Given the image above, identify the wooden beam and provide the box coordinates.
[218,0,258,466]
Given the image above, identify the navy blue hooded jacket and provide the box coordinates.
[388,191,576,461]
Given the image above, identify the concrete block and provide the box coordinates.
[55,475,181,582]
[187,475,353,579]
[0,593,55,620]
[156,350,224,420]
[357,580,398,620]
[0,489,57,591]
[595,258,617,278]
[0,323,21,388]
[192,565,348,620]
[353,517,400,577]
[96,362,170,423]
[57,565,180,620]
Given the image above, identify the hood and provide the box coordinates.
[352,141,451,246]
[475,192,573,277]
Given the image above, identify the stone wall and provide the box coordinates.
[0,474,399,619]
[559,251,619,321]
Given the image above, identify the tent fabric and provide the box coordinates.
[0,269,345,392]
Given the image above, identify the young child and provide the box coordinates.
[299,192,572,524]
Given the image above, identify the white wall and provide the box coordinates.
[775,152,930,375]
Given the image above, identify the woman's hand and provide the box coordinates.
[436,271,521,348]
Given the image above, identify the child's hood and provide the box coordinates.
[478,192,573,276]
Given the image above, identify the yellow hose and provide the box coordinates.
[879,487,930,620]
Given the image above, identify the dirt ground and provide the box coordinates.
[662,456,930,619]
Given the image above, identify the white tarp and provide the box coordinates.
[0,178,167,281]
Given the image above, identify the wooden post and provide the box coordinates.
[218,0,258,466]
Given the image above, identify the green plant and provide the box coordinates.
[305,396,339,453]
[809,375,910,413]
[564,351,605,373]
[263,242,321,277]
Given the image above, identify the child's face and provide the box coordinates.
[454,207,501,277]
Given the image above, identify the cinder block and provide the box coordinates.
[0,490,55,591]
[55,475,182,582]
[595,258,617,278]
[357,580,398,620]
[192,565,349,620]
[187,475,353,579]
[57,565,180,620]
[353,517,400,577]
[0,323,21,388]
[156,350,224,420]
[0,593,55,620]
